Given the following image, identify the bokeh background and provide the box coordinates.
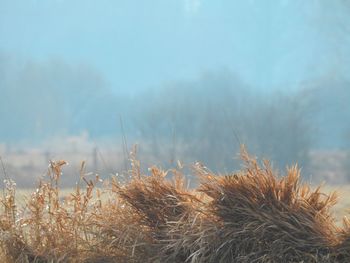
[1,0,350,187]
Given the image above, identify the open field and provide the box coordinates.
[13,185,350,226]
[1,150,350,262]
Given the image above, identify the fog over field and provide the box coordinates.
[1,0,350,186]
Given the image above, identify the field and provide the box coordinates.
[13,185,350,226]
[1,149,350,262]
[15,185,350,228]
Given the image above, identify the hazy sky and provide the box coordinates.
[1,0,349,94]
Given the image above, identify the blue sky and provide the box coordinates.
[1,0,349,94]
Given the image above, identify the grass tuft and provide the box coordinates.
[0,148,350,262]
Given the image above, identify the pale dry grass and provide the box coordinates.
[1,148,350,262]
[321,185,350,226]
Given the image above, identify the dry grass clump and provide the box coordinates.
[1,148,350,262]
[335,217,350,262]
[177,150,339,262]
[0,178,36,262]
[111,157,201,262]
[0,160,103,262]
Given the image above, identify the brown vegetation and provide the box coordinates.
[1,148,350,262]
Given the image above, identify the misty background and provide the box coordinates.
[1,0,350,187]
